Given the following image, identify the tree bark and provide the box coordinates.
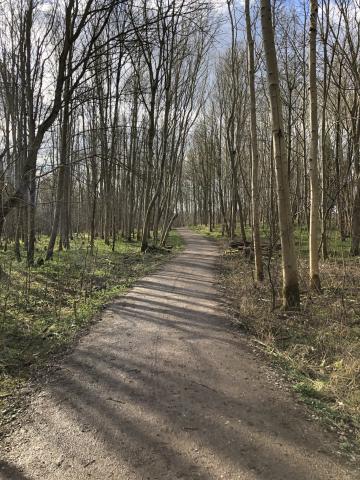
[309,0,321,290]
[245,0,263,282]
[351,140,360,256]
[260,0,300,309]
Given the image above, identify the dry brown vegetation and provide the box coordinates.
[218,245,360,455]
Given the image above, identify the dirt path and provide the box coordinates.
[0,229,357,480]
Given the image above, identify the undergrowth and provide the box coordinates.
[191,224,360,458]
[0,231,183,430]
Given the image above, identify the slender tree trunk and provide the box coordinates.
[260,0,300,309]
[46,157,66,260]
[14,208,22,261]
[334,71,346,241]
[351,182,360,256]
[320,6,329,259]
[141,92,156,252]
[245,0,263,281]
[46,69,71,260]
[26,150,37,266]
[90,163,97,255]
[309,0,321,290]
[160,212,178,247]
[351,135,360,256]
[60,152,71,250]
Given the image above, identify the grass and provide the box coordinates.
[0,231,183,431]
[191,223,360,458]
[191,224,225,240]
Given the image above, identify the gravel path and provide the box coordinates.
[0,228,357,479]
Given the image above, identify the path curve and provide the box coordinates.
[0,229,357,479]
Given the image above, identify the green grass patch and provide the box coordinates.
[189,224,225,239]
[0,231,183,429]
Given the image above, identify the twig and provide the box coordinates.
[191,380,218,393]
[107,397,126,404]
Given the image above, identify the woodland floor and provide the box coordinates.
[0,228,359,479]
[0,232,183,429]
[191,224,360,457]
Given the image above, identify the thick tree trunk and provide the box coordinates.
[260,0,300,309]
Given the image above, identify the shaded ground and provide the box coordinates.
[0,229,358,479]
[0,232,182,415]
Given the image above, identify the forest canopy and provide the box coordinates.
[1,0,360,309]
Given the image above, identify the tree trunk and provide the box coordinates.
[260,0,300,309]
[26,150,37,266]
[245,0,263,282]
[46,67,71,260]
[350,109,360,255]
[309,0,321,291]
[160,212,178,247]
[140,94,156,252]
[351,180,360,255]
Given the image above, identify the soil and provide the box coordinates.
[0,229,358,479]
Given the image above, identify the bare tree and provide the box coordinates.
[308,0,321,290]
[260,0,300,309]
[245,0,263,282]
